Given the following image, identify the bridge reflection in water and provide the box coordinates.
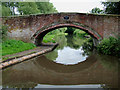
[2,34,119,89]
[2,53,118,88]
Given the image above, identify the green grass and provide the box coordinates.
[2,40,36,56]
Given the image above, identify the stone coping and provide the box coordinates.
[1,12,120,18]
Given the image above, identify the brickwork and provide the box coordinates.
[2,13,120,44]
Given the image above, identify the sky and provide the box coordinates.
[50,0,105,13]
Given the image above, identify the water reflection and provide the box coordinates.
[2,54,119,88]
[54,47,87,65]
[2,35,119,89]
[97,54,119,71]
[45,35,89,65]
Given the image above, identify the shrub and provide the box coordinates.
[97,37,120,57]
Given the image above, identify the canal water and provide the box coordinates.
[2,35,119,89]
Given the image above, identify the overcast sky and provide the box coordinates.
[50,0,105,13]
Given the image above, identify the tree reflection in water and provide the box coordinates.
[2,34,119,89]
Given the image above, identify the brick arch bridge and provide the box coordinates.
[2,13,120,45]
[33,23,101,46]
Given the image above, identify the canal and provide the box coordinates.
[2,34,119,89]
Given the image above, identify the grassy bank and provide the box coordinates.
[2,40,36,56]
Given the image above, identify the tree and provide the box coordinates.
[2,2,18,15]
[90,7,104,14]
[18,2,40,15]
[1,1,57,16]
[102,2,120,14]
[36,2,57,14]
[2,4,11,16]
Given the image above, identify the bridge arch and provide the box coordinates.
[33,22,102,46]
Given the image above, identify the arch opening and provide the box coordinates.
[33,23,102,46]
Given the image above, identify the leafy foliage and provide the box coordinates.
[2,2,18,16]
[36,2,57,14]
[97,37,120,57]
[2,1,57,16]
[2,4,11,16]
[18,2,40,15]
[2,40,36,56]
[90,7,104,14]
[102,2,120,14]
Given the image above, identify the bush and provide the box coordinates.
[97,37,120,57]
[2,40,36,56]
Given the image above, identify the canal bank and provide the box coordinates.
[0,43,58,69]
